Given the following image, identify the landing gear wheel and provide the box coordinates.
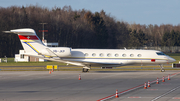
[82,68,89,72]
[160,64,165,72]
[161,69,165,72]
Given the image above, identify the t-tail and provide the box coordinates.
[4,28,71,57]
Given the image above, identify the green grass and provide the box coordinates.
[0,53,179,71]
[0,57,14,63]
[0,58,66,66]
[0,61,66,66]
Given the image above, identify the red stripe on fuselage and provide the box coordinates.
[18,35,39,40]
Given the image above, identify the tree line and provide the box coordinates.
[0,5,180,57]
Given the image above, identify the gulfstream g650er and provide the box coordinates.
[4,28,176,72]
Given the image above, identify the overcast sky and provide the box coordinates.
[1,0,180,26]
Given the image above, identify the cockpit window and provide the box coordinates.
[156,52,165,55]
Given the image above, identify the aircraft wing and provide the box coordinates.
[25,54,86,66]
[45,58,124,67]
[24,54,125,67]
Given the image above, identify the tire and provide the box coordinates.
[161,69,165,72]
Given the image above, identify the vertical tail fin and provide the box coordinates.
[4,28,47,55]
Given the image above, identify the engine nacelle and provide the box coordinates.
[40,47,71,57]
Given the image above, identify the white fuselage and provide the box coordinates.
[60,49,175,67]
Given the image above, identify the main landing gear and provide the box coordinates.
[82,68,89,72]
[82,65,91,72]
[160,64,165,72]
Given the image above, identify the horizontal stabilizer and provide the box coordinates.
[3,31,13,33]
[3,28,36,35]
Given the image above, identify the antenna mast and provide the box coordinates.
[39,23,48,43]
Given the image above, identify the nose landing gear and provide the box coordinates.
[160,64,165,72]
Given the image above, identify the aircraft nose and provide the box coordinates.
[168,57,176,63]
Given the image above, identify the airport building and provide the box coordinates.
[14,50,44,62]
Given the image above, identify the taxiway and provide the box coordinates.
[0,71,179,101]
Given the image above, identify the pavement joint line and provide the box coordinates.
[151,85,180,101]
[128,96,142,98]
[97,72,180,101]
[147,89,158,91]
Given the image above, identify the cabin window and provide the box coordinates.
[107,53,111,57]
[122,54,126,57]
[84,53,88,56]
[137,54,142,57]
[99,53,104,57]
[115,54,119,57]
[130,54,134,57]
[92,53,96,57]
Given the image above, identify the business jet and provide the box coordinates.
[4,28,176,72]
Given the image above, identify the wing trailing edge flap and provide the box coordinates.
[46,48,58,57]
[38,48,58,57]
